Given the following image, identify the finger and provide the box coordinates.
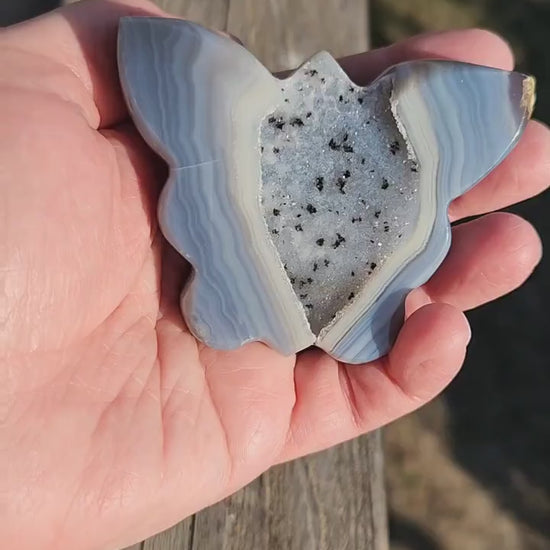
[1,0,164,129]
[280,304,469,461]
[340,28,514,84]
[407,213,542,315]
[448,120,550,221]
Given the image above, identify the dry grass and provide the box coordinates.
[374,2,550,549]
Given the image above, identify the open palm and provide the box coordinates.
[0,1,548,549]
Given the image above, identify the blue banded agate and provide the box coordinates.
[118,17,534,364]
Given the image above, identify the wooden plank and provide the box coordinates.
[142,519,192,550]
[153,0,228,29]
[227,0,369,72]
[191,432,388,550]
[184,3,385,548]
[119,1,385,549]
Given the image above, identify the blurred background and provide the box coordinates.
[2,1,549,549]
[373,3,550,549]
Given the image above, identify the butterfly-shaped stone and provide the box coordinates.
[118,17,534,363]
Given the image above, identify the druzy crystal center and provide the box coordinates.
[260,61,420,332]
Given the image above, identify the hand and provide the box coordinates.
[1,1,548,548]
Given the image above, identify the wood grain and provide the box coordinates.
[142,519,192,550]
[139,433,387,550]
[153,0,228,29]
[227,0,369,72]
[189,432,388,550]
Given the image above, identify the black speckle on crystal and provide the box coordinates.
[271,229,279,234]
[295,223,303,232]
[343,144,354,153]
[306,204,317,214]
[336,178,346,194]
[290,117,304,127]
[307,69,318,76]
[358,97,364,105]
[329,138,341,151]
[313,262,318,272]
[273,147,280,154]
[306,111,312,118]
[316,238,325,246]
[348,292,355,301]
[273,208,280,216]
[343,170,351,179]
[370,262,377,270]
[300,293,308,299]
[351,217,362,223]
[332,233,346,249]
[361,158,366,165]
[324,259,330,267]
[315,176,324,191]
[305,304,313,310]
[307,277,313,284]
[389,140,400,155]
[374,210,381,219]
[351,271,355,277]
[381,178,389,190]
[339,95,344,102]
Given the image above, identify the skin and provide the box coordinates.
[0,1,548,548]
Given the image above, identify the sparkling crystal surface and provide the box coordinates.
[261,65,420,332]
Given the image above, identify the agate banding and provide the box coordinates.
[118,17,534,363]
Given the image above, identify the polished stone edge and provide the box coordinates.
[319,61,532,363]
[118,17,315,355]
